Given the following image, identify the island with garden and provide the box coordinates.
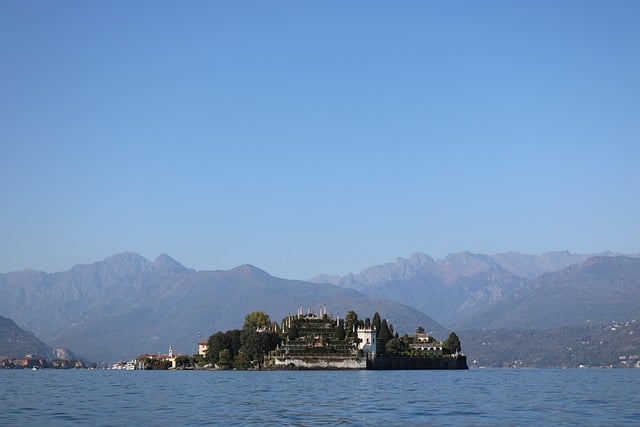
[201,306,467,370]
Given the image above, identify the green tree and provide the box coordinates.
[401,333,410,342]
[141,357,171,370]
[243,311,272,331]
[240,329,262,365]
[262,331,282,354]
[334,322,346,340]
[287,323,299,340]
[174,355,191,369]
[206,331,228,364]
[241,329,281,369]
[206,330,242,365]
[372,312,381,335]
[444,332,461,354]
[217,349,232,369]
[233,353,251,370]
[345,310,358,337]
[385,338,409,355]
[227,329,242,358]
[192,354,205,367]
[378,319,391,349]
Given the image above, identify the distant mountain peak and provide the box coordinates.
[406,252,435,265]
[63,252,154,277]
[441,252,502,276]
[229,264,271,278]
[99,252,152,271]
[104,252,149,264]
[152,254,192,273]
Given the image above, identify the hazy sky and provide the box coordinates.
[1,1,639,278]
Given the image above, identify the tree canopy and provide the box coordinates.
[287,323,299,340]
[378,319,391,344]
[372,312,381,334]
[217,349,232,369]
[385,337,409,355]
[206,330,241,364]
[243,311,272,331]
[334,322,346,340]
[240,329,281,368]
[444,332,461,354]
[344,310,358,337]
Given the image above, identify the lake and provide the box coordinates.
[1,369,639,426]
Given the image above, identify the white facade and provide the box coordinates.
[357,327,377,357]
[198,340,209,356]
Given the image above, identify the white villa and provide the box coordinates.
[357,327,377,358]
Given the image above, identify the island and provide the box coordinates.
[190,306,467,370]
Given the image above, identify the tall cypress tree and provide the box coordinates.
[444,332,461,354]
[372,312,381,336]
[334,322,346,340]
[378,319,391,349]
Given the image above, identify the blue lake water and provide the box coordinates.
[1,369,639,426]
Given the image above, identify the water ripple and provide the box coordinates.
[1,369,640,426]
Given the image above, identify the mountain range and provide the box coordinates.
[0,253,445,362]
[455,255,640,330]
[1,250,638,364]
[311,251,637,326]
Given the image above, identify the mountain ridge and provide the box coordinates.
[453,256,640,330]
[2,250,639,363]
[0,315,75,360]
[311,251,639,326]
[311,250,630,285]
[0,253,447,362]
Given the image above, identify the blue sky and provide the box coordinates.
[1,1,639,278]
